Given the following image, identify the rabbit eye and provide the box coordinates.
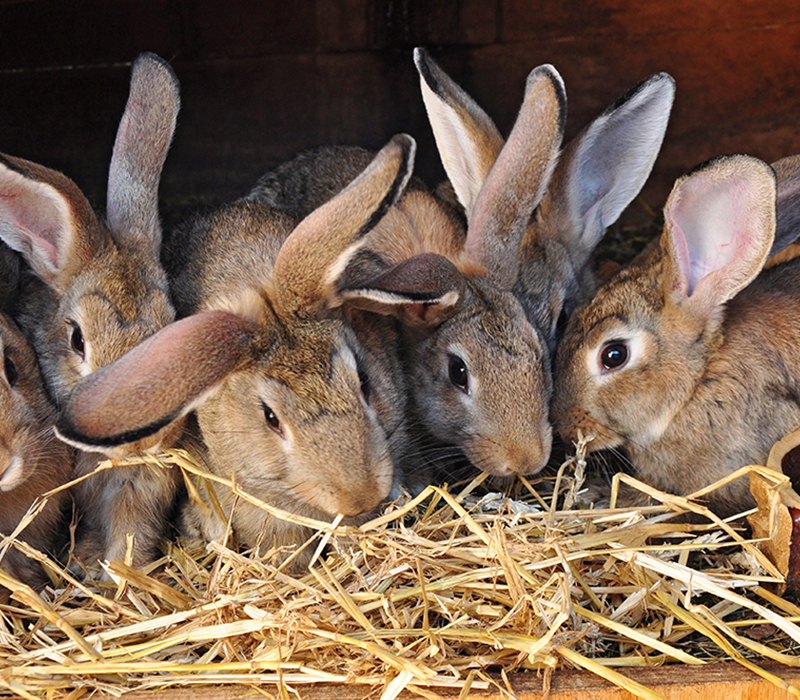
[448,353,469,393]
[262,402,283,437]
[356,364,371,404]
[600,341,629,372]
[3,355,17,388]
[68,322,86,361]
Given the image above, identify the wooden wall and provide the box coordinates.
[2,0,799,227]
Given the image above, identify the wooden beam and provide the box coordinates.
[97,662,800,699]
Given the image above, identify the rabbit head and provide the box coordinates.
[552,155,781,513]
[0,313,72,588]
[0,53,181,457]
[57,136,421,560]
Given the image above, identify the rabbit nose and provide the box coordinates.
[335,491,380,517]
[466,423,553,477]
[504,441,551,476]
[483,425,552,477]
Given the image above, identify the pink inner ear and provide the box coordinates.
[664,161,774,314]
[673,178,750,295]
[0,169,70,273]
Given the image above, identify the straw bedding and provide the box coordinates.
[0,436,798,700]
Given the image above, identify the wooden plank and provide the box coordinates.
[502,0,800,42]
[0,0,183,70]
[378,0,501,46]
[0,1,798,228]
[316,0,374,52]
[95,662,800,699]
[0,0,347,71]
[183,0,319,59]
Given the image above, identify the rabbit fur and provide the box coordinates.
[551,155,800,516]
[0,246,72,589]
[250,49,674,482]
[252,57,566,478]
[0,53,182,571]
[57,135,434,568]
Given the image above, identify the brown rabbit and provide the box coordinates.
[0,310,72,589]
[56,136,439,567]
[0,53,182,572]
[551,154,800,516]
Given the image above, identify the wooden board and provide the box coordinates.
[97,662,800,699]
[0,0,798,229]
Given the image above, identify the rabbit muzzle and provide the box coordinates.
[297,451,394,518]
[552,404,623,452]
[466,425,553,477]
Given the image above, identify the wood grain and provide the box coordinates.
[94,662,800,699]
[0,0,797,229]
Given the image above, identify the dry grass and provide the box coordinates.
[0,438,798,699]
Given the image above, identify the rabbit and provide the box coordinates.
[550,154,800,516]
[0,53,182,572]
[0,308,72,590]
[55,135,445,568]
[249,49,674,482]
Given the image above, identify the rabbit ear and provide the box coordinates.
[339,253,466,328]
[769,153,800,257]
[0,155,102,291]
[55,311,257,450]
[545,72,675,270]
[107,53,180,254]
[465,64,566,289]
[662,155,776,321]
[414,47,505,218]
[273,134,415,318]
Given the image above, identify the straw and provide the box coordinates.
[0,440,796,698]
